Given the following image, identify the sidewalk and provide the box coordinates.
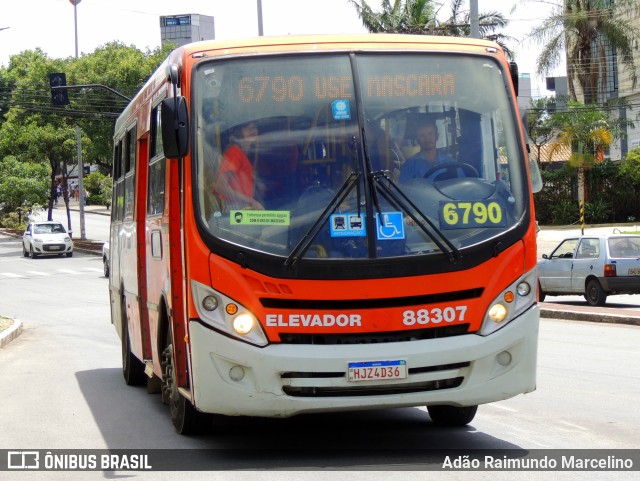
[61,198,111,217]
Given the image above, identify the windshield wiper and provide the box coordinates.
[369,170,462,263]
[284,172,361,267]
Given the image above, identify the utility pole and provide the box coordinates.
[70,0,86,240]
[469,0,479,39]
[257,0,263,36]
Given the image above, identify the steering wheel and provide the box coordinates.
[423,162,479,181]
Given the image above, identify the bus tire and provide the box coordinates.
[121,296,146,386]
[427,405,477,427]
[162,332,209,435]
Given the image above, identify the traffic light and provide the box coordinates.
[49,73,69,106]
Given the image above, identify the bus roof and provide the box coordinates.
[178,33,504,57]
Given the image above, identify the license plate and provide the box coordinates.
[49,246,61,250]
[628,268,640,276]
[348,360,407,382]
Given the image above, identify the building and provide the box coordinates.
[160,14,215,48]
[617,6,640,156]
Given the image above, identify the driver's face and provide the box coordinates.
[416,125,438,151]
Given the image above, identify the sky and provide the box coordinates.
[0,0,564,97]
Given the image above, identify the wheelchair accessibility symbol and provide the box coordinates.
[375,212,405,240]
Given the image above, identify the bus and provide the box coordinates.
[108,34,542,434]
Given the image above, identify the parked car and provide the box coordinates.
[102,241,110,277]
[22,221,73,258]
[537,234,640,306]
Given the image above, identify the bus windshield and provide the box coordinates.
[193,52,526,261]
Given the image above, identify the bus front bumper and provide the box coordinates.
[187,305,539,417]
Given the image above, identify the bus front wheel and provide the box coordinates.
[162,331,209,435]
[427,405,477,427]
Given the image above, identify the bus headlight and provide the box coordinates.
[191,280,268,347]
[479,268,537,336]
[233,313,255,335]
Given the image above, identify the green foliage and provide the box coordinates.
[619,148,640,184]
[0,156,49,215]
[549,199,579,225]
[0,41,172,212]
[83,172,112,206]
[584,199,611,224]
[348,0,436,34]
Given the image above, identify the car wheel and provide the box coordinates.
[29,245,37,259]
[103,257,109,277]
[22,243,29,257]
[427,405,478,427]
[538,281,546,302]
[66,251,73,257]
[585,279,607,306]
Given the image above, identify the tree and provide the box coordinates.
[526,97,561,167]
[0,156,49,227]
[348,0,436,34]
[66,41,175,173]
[619,147,640,184]
[516,0,640,104]
[433,0,515,59]
[546,101,620,215]
[0,42,173,224]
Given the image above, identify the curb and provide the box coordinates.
[540,305,640,326]
[0,318,23,348]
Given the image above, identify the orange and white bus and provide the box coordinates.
[109,34,541,434]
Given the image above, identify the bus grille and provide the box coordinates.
[281,362,469,397]
[278,324,470,344]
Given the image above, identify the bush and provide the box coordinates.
[86,194,105,206]
[584,199,611,224]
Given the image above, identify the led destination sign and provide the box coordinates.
[237,73,455,103]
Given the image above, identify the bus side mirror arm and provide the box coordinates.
[161,64,189,158]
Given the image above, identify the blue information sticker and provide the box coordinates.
[332,99,351,120]
[375,212,405,240]
[330,213,366,237]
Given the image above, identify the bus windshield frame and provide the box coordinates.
[191,50,530,278]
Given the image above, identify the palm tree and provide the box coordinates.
[433,0,516,59]
[548,100,618,213]
[348,0,436,34]
[517,0,640,104]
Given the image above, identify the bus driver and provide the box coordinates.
[399,119,457,182]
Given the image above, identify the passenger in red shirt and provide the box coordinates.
[215,121,264,210]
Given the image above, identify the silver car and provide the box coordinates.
[538,234,640,306]
[102,241,110,277]
[22,221,73,258]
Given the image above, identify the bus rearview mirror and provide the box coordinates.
[161,96,189,158]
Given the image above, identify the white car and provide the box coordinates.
[102,241,110,277]
[538,234,640,306]
[22,221,73,258]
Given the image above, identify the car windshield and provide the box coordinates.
[34,224,66,234]
[193,52,527,261]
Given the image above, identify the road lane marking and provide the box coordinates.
[0,272,24,278]
[26,271,48,276]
